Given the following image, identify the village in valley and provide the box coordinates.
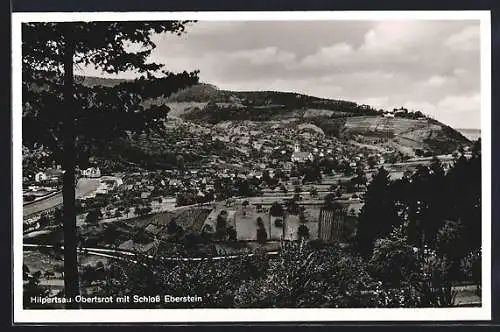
[23,107,464,240]
[23,95,479,304]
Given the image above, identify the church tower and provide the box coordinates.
[294,143,300,153]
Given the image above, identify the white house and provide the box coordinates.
[383,111,395,118]
[81,167,101,178]
[34,172,48,183]
[169,179,181,187]
[291,143,313,163]
[35,169,64,183]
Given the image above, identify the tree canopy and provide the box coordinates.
[22,21,200,307]
[23,21,199,163]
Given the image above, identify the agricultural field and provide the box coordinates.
[344,116,429,136]
[202,200,322,241]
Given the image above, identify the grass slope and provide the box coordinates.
[75,76,470,156]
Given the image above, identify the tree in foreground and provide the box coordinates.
[368,224,421,307]
[94,253,268,309]
[234,242,383,308]
[369,224,419,288]
[417,250,458,307]
[23,21,199,307]
[355,167,400,257]
[369,223,462,307]
[435,220,465,279]
[82,238,469,309]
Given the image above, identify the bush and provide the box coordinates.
[166,220,179,235]
[269,202,284,217]
[235,243,383,308]
[85,209,102,224]
[461,249,481,287]
[298,224,310,240]
[257,227,267,243]
[226,226,237,241]
[369,228,419,287]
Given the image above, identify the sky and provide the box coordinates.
[81,20,482,129]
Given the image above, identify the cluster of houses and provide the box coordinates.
[30,166,101,185]
[23,165,103,205]
[155,118,396,187]
[382,108,408,118]
[34,167,64,184]
[382,107,428,120]
[80,166,101,178]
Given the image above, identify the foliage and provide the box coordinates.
[436,220,465,264]
[23,270,50,309]
[23,22,200,160]
[356,151,481,261]
[235,243,382,308]
[226,226,237,242]
[297,225,310,241]
[166,220,179,235]
[23,21,200,305]
[356,167,401,257]
[369,225,419,287]
[215,210,229,240]
[417,251,458,307]
[257,223,268,244]
[269,202,285,218]
[85,209,102,224]
[285,199,300,215]
[182,89,378,124]
[460,249,481,291]
[323,193,341,210]
[99,257,246,308]
[37,213,50,228]
[301,162,322,184]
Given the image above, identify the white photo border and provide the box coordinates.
[12,10,492,323]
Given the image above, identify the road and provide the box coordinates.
[23,178,101,218]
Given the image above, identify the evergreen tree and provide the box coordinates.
[22,21,199,306]
[445,153,481,253]
[406,162,447,249]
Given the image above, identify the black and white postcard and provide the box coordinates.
[12,11,491,323]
